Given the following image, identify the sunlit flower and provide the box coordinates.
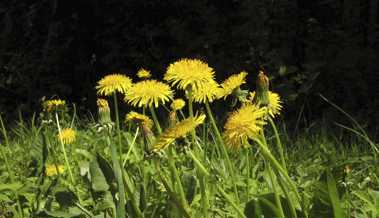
[96,74,132,96]
[153,114,206,151]
[218,71,248,99]
[137,68,151,79]
[45,164,65,176]
[192,80,222,103]
[124,80,173,108]
[125,111,153,129]
[164,58,215,91]
[58,128,76,145]
[223,104,266,150]
[97,98,110,112]
[249,91,282,118]
[170,99,186,111]
[42,99,66,112]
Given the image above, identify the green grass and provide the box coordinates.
[0,106,378,218]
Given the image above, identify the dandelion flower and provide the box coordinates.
[153,114,206,151]
[165,58,215,91]
[192,80,222,103]
[96,74,132,96]
[137,68,151,79]
[170,99,186,111]
[124,80,173,108]
[45,164,65,176]
[249,91,282,118]
[58,128,76,145]
[223,104,266,150]
[253,71,270,105]
[42,99,66,112]
[218,71,248,99]
[126,111,153,129]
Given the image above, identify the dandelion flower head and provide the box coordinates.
[249,91,282,118]
[223,104,266,150]
[58,128,76,145]
[165,58,215,91]
[137,68,151,79]
[124,80,173,108]
[96,74,132,96]
[126,111,153,129]
[153,114,206,151]
[170,98,186,111]
[192,80,222,103]
[45,164,65,176]
[218,71,248,99]
[97,98,110,112]
[43,99,66,112]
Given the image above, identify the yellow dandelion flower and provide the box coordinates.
[96,74,132,96]
[192,80,222,103]
[249,91,282,118]
[42,99,66,112]
[164,58,215,90]
[45,164,65,176]
[97,98,110,112]
[170,99,186,111]
[124,80,173,108]
[223,104,266,150]
[58,128,76,145]
[153,114,206,151]
[126,111,153,129]
[218,71,248,99]
[137,68,151,79]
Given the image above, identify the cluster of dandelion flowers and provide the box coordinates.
[42,99,66,112]
[218,71,248,99]
[126,111,153,130]
[223,104,266,150]
[165,58,215,91]
[153,114,206,151]
[137,68,151,79]
[45,164,65,176]
[124,80,173,108]
[58,128,76,145]
[192,80,222,103]
[170,99,186,111]
[96,74,132,96]
[249,91,282,118]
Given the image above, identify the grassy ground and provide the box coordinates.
[0,104,378,218]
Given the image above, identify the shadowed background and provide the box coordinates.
[1,0,378,132]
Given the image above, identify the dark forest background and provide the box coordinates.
[1,0,378,131]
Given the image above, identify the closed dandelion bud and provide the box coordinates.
[169,111,177,126]
[254,71,270,106]
[97,99,111,123]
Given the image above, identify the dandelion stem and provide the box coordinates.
[149,106,162,133]
[268,117,287,172]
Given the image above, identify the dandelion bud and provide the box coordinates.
[97,98,112,123]
[254,71,270,106]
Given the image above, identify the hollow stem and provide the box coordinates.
[149,106,162,134]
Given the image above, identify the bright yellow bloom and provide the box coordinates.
[45,164,65,176]
[153,114,206,151]
[218,71,248,99]
[42,99,66,112]
[58,128,76,145]
[223,104,266,150]
[96,74,132,96]
[125,111,153,129]
[170,99,186,111]
[192,80,222,103]
[137,68,151,79]
[249,91,282,118]
[124,80,173,108]
[165,58,215,91]
[97,98,110,112]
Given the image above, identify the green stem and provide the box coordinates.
[277,176,298,218]
[267,163,285,218]
[187,149,209,176]
[268,117,287,172]
[113,94,123,159]
[149,106,162,134]
[204,101,239,203]
[216,185,246,218]
[245,149,250,202]
[122,169,143,218]
[188,89,196,144]
[107,136,126,218]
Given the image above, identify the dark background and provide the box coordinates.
[1,0,378,132]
